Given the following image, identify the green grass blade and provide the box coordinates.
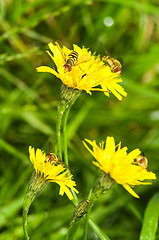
[0,138,27,161]
[0,0,6,18]
[89,219,110,240]
[139,192,159,240]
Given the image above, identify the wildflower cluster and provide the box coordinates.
[22,41,156,240]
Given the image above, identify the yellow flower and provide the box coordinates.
[36,42,127,100]
[29,146,78,200]
[83,137,156,198]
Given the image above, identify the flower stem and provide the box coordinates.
[83,173,115,240]
[62,92,81,205]
[22,173,47,239]
[62,106,70,165]
[67,200,110,240]
[56,84,81,161]
[83,199,95,240]
[23,190,36,240]
[56,102,64,160]
[65,226,72,240]
[23,209,30,240]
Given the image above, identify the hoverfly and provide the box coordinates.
[134,154,148,169]
[99,42,122,74]
[45,152,62,166]
[45,152,73,173]
[45,142,64,166]
[45,143,71,170]
[56,42,89,73]
[64,51,78,72]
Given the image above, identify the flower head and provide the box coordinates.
[83,137,156,198]
[36,42,127,100]
[29,146,78,200]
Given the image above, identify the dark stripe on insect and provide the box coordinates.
[64,51,78,71]
[66,51,78,65]
[68,51,78,59]
[82,73,87,78]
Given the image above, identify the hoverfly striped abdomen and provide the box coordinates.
[102,56,122,74]
[45,153,61,166]
[134,154,148,169]
[64,51,78,72]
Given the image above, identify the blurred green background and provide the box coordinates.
[0,0,159,239]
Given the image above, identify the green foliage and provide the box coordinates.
[139,192,159,240]
[0,0,159,239]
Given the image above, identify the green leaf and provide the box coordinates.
[139,192,159,240]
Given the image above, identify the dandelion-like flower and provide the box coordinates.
[29,146,78,200]
[36,42,127,100]
[83,137,156,198]
[23,147,78,239]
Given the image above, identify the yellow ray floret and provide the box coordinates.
[83,137,156,198]
[36,42,127,100]
[29,146,78,200]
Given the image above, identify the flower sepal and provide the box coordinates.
[90,173,115,203]
[70,199,90,227]
[23,172,48,240]
[24,172,48,207]
[59,84,81,115]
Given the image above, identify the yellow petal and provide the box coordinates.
[36,66,59,78]
[83,139,96,158]
[123,184,140,198]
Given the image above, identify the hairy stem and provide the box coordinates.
[62,106,70,165]
[23,191,35,240]
[56,102,64,160]
[22,173,47,240]
[83,174,115,240]
[56,84,81,160]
